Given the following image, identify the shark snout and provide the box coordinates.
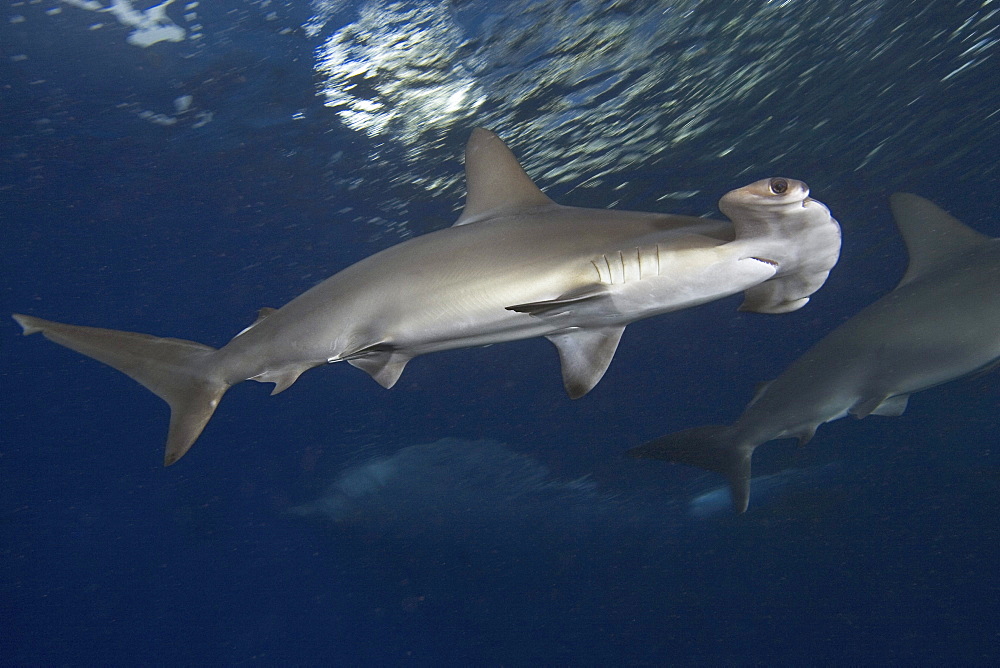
[802,196,831,214]
[792,183,813,207]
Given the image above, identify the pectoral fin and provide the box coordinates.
[546,326,625,398]
[739,278,812,314]
[507,286,610,318]
[852,394,910,418]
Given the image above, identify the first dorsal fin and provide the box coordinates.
[890,193,988,287]
[454,128,556,226]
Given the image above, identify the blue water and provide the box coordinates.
[3,0,999,663]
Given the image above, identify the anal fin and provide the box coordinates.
[248,363,314,395]
[546,325,625,398]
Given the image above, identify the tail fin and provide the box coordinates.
[628,425,754,513]
[12,314,230,465]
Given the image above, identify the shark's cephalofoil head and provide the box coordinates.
[718,176,842,314]
[718,177,829,222]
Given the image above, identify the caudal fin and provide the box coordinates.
[12,314,230,465]
[628,425,754,513]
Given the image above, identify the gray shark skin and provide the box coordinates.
[630,193,999,513]
[12,128,839,465]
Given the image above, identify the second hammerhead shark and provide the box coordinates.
[631,193,998,512]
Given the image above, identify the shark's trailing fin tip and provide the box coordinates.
[13,313,42,335]
[628,424,753,513]
[12,313,229,465]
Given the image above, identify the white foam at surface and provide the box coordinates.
[138,110,177,126]
[61,0,185,47]
[135,93,212,128]
[174,94,193,113]
[305,0,1000,240]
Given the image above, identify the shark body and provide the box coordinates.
[13,129,839,465]
[631,193,1000,512]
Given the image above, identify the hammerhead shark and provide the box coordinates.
[630,193,999,513]
[13,128,840,465]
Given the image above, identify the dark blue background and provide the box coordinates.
[3,0,999,663]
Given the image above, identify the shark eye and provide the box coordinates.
[769,178,789,194]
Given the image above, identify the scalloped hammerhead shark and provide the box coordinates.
[13,129,840,465]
